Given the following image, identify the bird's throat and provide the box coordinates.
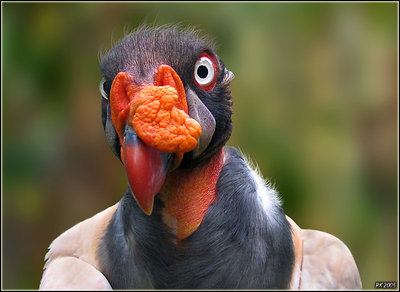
[159,148,225,240]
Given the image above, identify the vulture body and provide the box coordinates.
[40,25,362,290]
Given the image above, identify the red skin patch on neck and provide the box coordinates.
[160,149,225,240]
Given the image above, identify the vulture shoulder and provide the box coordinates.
[287,216,362,290]
[39,204,119,290]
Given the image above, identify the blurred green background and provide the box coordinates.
[2,2,398,289]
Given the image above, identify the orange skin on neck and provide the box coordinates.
[160,148,225,240]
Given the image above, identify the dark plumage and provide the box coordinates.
[39,25,362,290]
[99,147,293,289]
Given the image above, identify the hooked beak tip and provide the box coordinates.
[122,126,173,215]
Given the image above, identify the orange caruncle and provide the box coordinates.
[130,85,202,154]
[110,67,202,156]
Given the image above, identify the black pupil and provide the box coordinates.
[197,65,209,79]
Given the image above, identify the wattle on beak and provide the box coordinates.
[109,65,202,215]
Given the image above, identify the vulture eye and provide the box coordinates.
[194,53,217,90]
[99,78,109,100]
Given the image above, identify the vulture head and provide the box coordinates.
[99,25,234,215]
[39,25,362,290]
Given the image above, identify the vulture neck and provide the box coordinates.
[159,148,226,240]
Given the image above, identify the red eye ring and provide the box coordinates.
[194,52,218,90]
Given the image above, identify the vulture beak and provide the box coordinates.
[109,65,204,215]
[122,126,173,215]
[186,88,216,159]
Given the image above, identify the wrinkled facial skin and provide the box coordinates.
[100,26,233,169]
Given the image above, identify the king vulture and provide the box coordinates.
[39,25,362,289]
